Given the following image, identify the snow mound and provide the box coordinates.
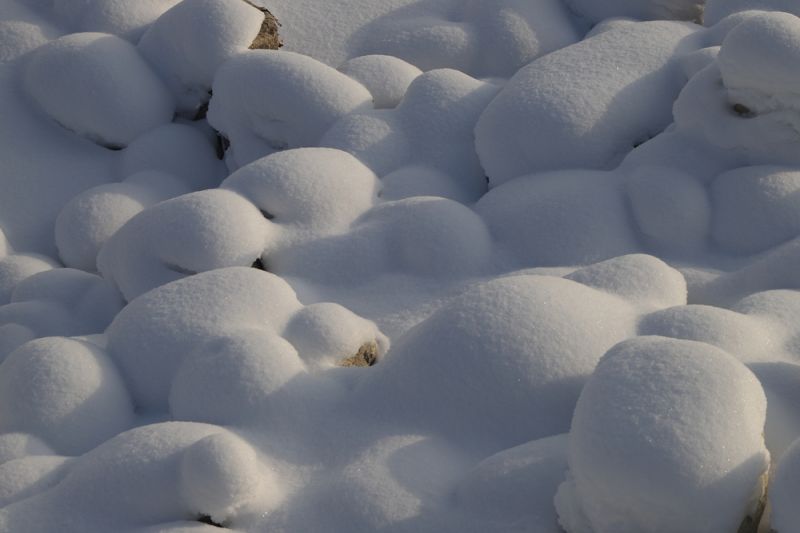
[456,434,568,530]
[0,337,134,455]
[357,0,580,78]
[357,274,637,449]
[565,0,703,24]
[0,253,58,305]
[638,305,774,363]
[97,189,269,301]
[769,435,800,533]
[625,166,710,251]
[119,123,224,191]
[0,455,70,508]
[180,432,272,524]
[380,165,471,203]
[0,433,54,465]
[208,50,371,169]
[712,165,800,254]
[555,336,769,533]
[221,148,380,234]
[339,55,421,109]
[0,268,124,360]
[50,0,181,41]
[0,19,57,62]
[673,12,800,164]
[169,330,304,424]
[475,20,698,185]
[55,171,190,271]
[23,32,174,148]
[476,171,639,267]
[283,302,389,369]
[565,254,687,310]
[322,69,499,202]
[704,0,800,26]
[138,0,264,114]
[106,267,301,410]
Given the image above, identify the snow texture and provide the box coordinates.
[555,336,769,533]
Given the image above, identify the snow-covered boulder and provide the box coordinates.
[0,268,124,360]
[555,336,769,533]
[356,0,580,78]
[625,166,711,251]
[357,274,637,449]
[221,148,380,236]
[0,433,54,465]
[0,253,58,305]
[674,12,800,165]
[0,337,134,455]
[119,123,224,191]
[23,32,174,148]
[704,0,800,26]
[338,55,421,109]
[322,69,499,202]
[50,0,181,41]
[97,189,269,300]
[169,330,305,424]
[769,435,800,533]
[56,171,190,272]
[208,50,371,169]
[106,267,302,409]
[0,455,70,507]
[476,171,639,267]
[138,0,265,114]
[711,165,800,254]
[0,19,58,62]
[475,20,698,185]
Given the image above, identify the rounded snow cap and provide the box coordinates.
[556,336,769,533]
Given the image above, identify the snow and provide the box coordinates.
[23,32,174,148]
[475,20,699,185]
[48,0,181,41]
[338,55,421,109]
[356,0,581,78]
[208,50,372,169]
[0,337,134,455]
[4,1,800,531]
[138,0,264,114]
[555,336,770,533]
[564,0,703,24]
[476,170,639,267]
[769,436,800,532]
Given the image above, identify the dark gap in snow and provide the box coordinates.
[196,514,226,528]
[732,103,754,118]
[215,134,230,159]
[260,209,275,220]
[164,263,197,276]
[251,257,267,271]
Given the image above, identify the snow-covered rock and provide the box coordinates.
[322,69,499,201]
[475,20,698,185]
[339,55,421,109]
[704,0,800,26]
[357,0,580,78]
[0,455,70,507]
[476,171,639,267]
[138,0,264,114]
[56,171,190,271]
[0,253,58,305]
[0,337,134,455]
[555,336,769,533]
[97,189,269,300]
[0,433,54,465]
[357,274,637,449]
[23,32,174,148]
[208,50,371,169]
[50,0,181,41]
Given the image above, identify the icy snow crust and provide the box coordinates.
[2,0,800,532]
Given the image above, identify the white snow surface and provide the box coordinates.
[3,1,800,532]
